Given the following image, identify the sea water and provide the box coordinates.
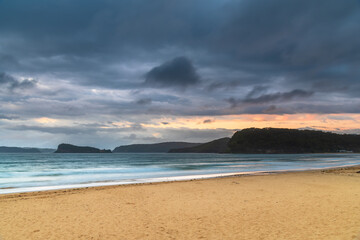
[1,153,360,194]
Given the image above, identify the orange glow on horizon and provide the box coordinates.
[142,113,360,132]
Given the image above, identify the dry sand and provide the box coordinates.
[1,167,360,240]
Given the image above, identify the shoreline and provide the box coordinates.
[1,164,359,199]
[2,152,360,195]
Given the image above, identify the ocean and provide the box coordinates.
[1,153,360,194]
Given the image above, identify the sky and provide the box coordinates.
[1,0,360,149]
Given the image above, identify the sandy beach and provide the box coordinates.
[1,167,360,240]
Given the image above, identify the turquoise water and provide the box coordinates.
[1,153,360,194]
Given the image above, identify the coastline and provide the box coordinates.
[1,163,360,196]
[1,165,360,239]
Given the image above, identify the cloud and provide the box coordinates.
[245,86,269,99]
[0,72,37,90]
[0,54,19,70]
[227,89,314,108]
[159,128,236,142]
[262,105,279,114]
[203,119,213,124]
[144,57,200,88]
[135,98,152,105]
[206,80,244,92]
[326,115,357,121]
[243,89,314,104]
[9,125,95,135]
[0,114,17,120]
[9,123,145,135]
[0,0,360,147]
[0,73,15,84]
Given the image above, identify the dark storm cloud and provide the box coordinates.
[0,0,359,91]
[205,0,360,95]
[243,89,314,104]
[203,119,213,124]
[226,89,314,108]
[206,80,244,92]
[144,57,200,88]
[1,0,360,147]
[0,72,37,90]
[216,0,360,65]
[0,0,218,89]
[262,105,279,114]
[0,54,19,70]
[245,86,269,99]
[135,98,152,105]
[0,73,14,84]
[0,114,17,120]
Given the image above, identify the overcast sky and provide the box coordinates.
[1,0,360,149]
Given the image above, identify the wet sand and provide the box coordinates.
[1,166,360,240]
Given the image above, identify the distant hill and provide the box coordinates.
[0,146,41,153]
[169,137,231,153]
[228,128,360,154]
[55,144,112,153]
[37,148,56,153]
[113,142,201,153]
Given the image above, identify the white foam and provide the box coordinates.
[1,163,359,195]
[0,171,267,194]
